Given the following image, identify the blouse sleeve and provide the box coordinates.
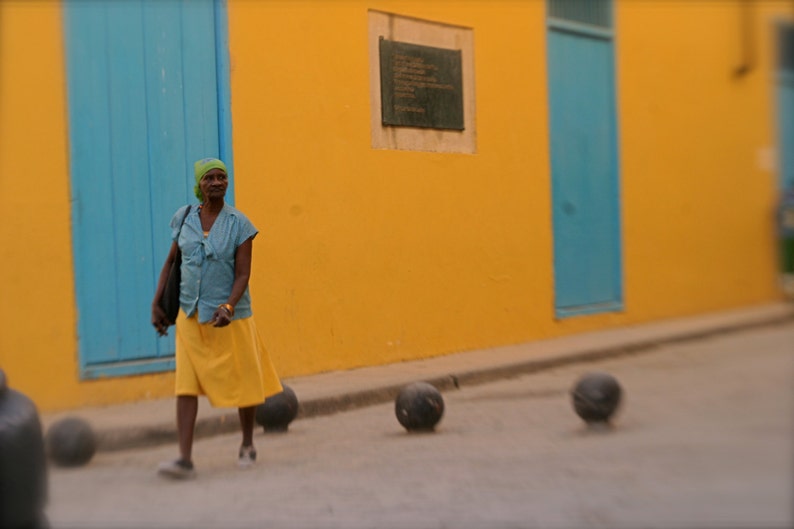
[235,213,259,247]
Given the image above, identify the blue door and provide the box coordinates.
[546,0,622,318]
[63,0,232,378]
[778,23,794,192]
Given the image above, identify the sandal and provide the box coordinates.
[157,458,196,480]
[238,445,257,468]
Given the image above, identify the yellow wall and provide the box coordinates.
[619,1,786,319]
[230,1,555,378]
[231,1,788,378]
[1,1,789,411]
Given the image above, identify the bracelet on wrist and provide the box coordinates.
[219,303,234,317]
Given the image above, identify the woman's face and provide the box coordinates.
[200,168,228,201]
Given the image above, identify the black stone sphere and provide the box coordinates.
[395,382,445,432]
[571,372,622,424]
[255,385,298,433]
[45,416,97,467]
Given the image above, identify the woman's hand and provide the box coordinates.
[211,306,233,327]
[151,305,170,336]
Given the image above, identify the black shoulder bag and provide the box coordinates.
[160,205,191,325]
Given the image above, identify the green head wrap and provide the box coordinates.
[194,157,228,201]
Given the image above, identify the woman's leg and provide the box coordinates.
[238,405,256,447]
[237,406,257,467]
[158,395,198,478]
[177,395,198,462]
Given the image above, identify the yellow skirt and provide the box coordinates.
[174,310,283,408]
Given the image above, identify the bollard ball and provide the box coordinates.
[255,385,299,433]
[45,416,97,467]
[395,382,445,432]
[571,371,622,424]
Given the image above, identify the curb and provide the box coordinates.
[94,305,794,453]
[299,306,794,416]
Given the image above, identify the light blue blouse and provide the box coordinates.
[170,203,258,324]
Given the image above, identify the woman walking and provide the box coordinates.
[151,157,282,479]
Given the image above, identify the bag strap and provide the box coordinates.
[177,205,191,235]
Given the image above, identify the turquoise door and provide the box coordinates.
[778,23,794,191]
[64,0,232,378]
[546,0,622,318]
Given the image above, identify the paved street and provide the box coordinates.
[45,321,793,529]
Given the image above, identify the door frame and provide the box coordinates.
[546,1,624,319]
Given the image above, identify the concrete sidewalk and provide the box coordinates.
[40,302,794,453]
